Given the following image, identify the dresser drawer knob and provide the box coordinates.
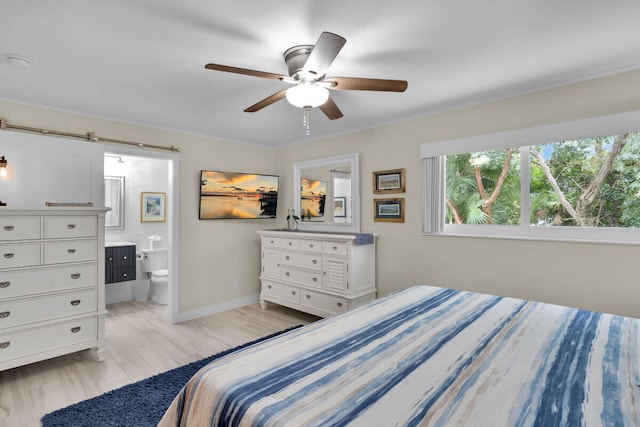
[108,257,113,261]
[267,285,272,289]
[285,256,290,260]
[0,311,10,318]
[122,273,128,277]
[309,244,314,248]
[288,242,293,246]
[333,246,338,250]
[123,255,128,260]
[285,272,290,277]
[67,224,76,229]
[67,248,76,254]
[70,300,81,306]
[306,294,311,299]
[71,326,81,333]
[312,259,318,264]
[0,281,10,288]
[312,277,318,282]
[71,273,81,279]
[291,290,296,295]
[3,225,14,231]
[0,341,9,349]
[270,240,274,244]
[337,302,343,308]
[3,253,14,259]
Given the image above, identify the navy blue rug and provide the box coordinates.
[41,326,301,427]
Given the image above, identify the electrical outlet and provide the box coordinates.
[233,278,239,288]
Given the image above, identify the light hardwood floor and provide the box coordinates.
[0,300,319,427]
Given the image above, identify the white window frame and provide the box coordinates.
[421,110,640,245]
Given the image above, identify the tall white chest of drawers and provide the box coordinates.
[258,230,376,318]
[0,207,108,371]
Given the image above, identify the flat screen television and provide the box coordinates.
[199,170,279,219]
[300,178,327,218]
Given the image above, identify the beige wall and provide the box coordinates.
[175,136,278,311]
[277,69,640,318]
[0,101,279,315]
[2,68,640,319]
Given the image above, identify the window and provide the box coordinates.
[446,148,521,226]
[421,110,640,244]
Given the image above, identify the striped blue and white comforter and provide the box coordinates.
[159,285,640,426]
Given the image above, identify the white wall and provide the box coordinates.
[0,131,104,206]
[104,153,169,248]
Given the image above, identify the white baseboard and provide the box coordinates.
[173,294,260,323]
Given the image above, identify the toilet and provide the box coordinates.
[140,247,169,305]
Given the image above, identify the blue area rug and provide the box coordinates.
[41,326,301,427]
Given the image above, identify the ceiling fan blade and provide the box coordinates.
[244,90,287,112]
[325,77,408,92]
[205,63,287,81]
[319,95,343,120]
[301,32,346,78]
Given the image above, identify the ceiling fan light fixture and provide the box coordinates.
[285,83,329,108]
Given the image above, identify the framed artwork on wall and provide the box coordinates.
[199,170,279,219]
[333,196,346,217]
[373,168,405,193]
[373,198,404,222]
[141,192,166,222]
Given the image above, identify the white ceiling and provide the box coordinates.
[1,1,639,148]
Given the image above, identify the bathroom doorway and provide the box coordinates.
[103,147,179,323]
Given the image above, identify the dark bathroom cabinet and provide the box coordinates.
[105,244,136,283]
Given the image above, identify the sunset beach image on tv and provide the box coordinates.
[199,171,279,219]
[300,178,327,217]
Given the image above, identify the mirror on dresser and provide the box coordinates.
[104,176,124,230]
[293,153,360,233]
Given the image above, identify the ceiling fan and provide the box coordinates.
[204,32,408,135]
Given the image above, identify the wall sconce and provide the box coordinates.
[0,156,7,178]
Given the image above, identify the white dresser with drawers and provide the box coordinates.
[0,207,108,371]
[257,230,376,317]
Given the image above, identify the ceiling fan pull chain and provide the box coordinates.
[303,107,311,136]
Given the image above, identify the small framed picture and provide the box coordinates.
[374,198,404,222]
[141,192,166,222]
[333,197,346,217]
[373,168,405,193]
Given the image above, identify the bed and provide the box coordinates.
[159,285,640,426]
